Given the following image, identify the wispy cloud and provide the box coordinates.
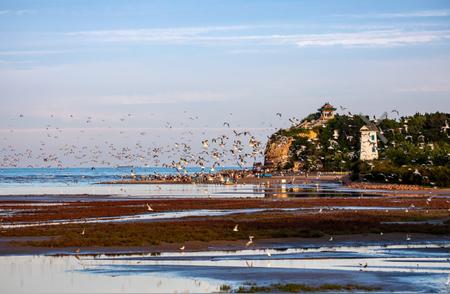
[65,25,450,48]
[294,30,450,48]
[346,9,450,19]
[0,50,76,56]
[65,25,251,42]
[0,9,35,16]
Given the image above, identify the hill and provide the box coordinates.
[264,103,450,187]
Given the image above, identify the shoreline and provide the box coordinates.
[97,174,347,185]
[96,174,450,192]
[345,181,450,191]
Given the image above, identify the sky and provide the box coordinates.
[1,0,450,167]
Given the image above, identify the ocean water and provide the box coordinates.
[0,167,251,197]
[0,167,241,188]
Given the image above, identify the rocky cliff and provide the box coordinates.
[264,136,293,170]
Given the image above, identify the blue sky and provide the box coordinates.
[1,0,450,166]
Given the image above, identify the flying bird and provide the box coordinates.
[246,236,254,247]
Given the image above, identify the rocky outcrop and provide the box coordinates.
[264,136,293,170]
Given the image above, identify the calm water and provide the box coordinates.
[0,167,257,197]
[1,243,449,293]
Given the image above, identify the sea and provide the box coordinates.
[0,167,241,187]
[0,167,247,197]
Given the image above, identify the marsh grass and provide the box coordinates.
[3,197,449,223]
[235,283,380,293]
[3,209,449,248]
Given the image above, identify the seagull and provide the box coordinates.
[246,236,254,247]
[329,236,333,242]
[266,249,271,257]
[406,234,411,241]
[146,203,153,211]
[276,113,282,118]
[442,120,449,132]
[233,225,239,232]
[179,245,185,251]
[81,229,85,235]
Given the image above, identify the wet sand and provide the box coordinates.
[1,237,449,293]
[1,232,449,256]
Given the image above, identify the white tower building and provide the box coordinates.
[359,125,378,161]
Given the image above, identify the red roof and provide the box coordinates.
[318,103,336,111]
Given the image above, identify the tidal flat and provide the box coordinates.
[1,182,449,293]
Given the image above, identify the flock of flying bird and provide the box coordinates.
[1,111,270,170]
[2,107,448,172]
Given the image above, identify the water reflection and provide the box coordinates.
[1,181,448,200]
[1,243,449,293]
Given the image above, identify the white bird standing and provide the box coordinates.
[246,236,254,247]
[146,203,153,211]
[233,225,239,232]
[179,245,185,251]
